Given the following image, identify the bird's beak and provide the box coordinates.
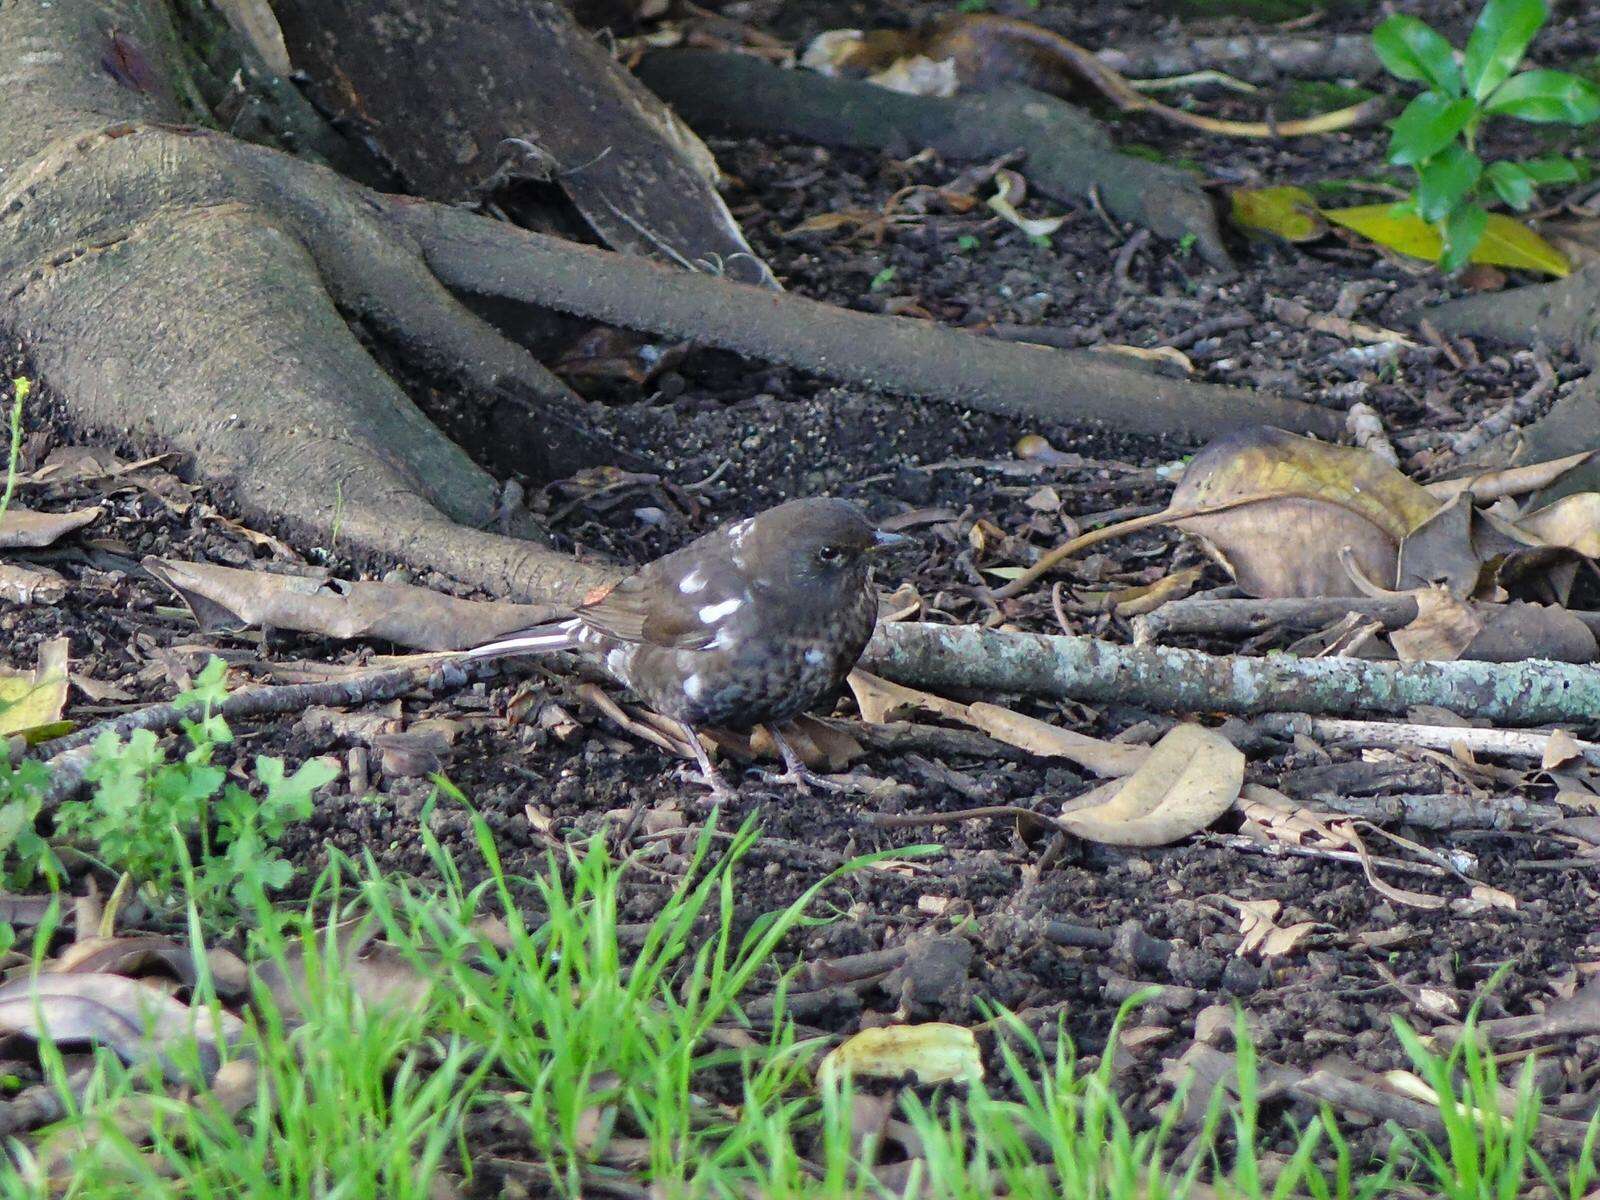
[870,529,912,552]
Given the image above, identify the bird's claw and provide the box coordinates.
[749,763,849,795]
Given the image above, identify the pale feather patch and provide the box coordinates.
[678,568,707,594]
[698,598,742,624]
[684,673,707,700]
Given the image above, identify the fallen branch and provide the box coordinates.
[1133,595,1600,645]
[404,202,1343,443]
[1251,713,1600,769]
[1294,791,1563,831]
[864,622,1600,724]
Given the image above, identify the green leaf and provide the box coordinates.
[1486,160,1535,209]
[1417,145,1483,221]
[1324,203,1569,275]
[1387,94,1476,166]
[1518,155,1583,183]
[1485,69,1600,123]
[1228,186,1327,242]
[1462,0,1548,100]
[1440,203,1489,272]
[1372,15,1463,96]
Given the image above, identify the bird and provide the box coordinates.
[462,498,909,793]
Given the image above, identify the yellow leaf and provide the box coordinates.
[1323,205,1569,277]
[817,1023,983,1088]
[1230,187,1327,242]
[0,638,70,743]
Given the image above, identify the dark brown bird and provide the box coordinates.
[463,498,908,792]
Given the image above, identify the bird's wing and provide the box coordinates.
[576,552,747,651]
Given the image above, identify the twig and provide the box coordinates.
[1295,791,1563,832]
[1211,834,1449,879]
[1132,595,1600,644]
[38,662,449,805]
[862,804,1055,831]
[1449,350,1558,460]
[863,621,1600,724]
[1251,713,1600,769]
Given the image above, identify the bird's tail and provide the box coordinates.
[458,618,582,661]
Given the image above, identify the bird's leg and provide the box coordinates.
[757,725,849,794]
[679,721,735,798]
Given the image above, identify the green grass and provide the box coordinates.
[0,797,1595,1199]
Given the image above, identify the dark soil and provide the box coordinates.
[7,0,1600,1177]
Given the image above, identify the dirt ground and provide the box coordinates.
[7,0,1600,1173]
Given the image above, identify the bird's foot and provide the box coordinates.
[749,762,850,795]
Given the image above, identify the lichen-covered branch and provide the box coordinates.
[863,622,1600,724]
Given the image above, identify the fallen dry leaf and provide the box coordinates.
[0,972,242,1082]
[0,638,71,743]
[0,507,100,549]
[1517,492,1600,558]
[961,702,1147,778]
[1169,427,1435,598]
[0,563,66,604]
[1057,724,1242,846]
[847,670,969,725]
[818,1023,983,1087]
[145,558,563,651]
[1220,897,1317,959]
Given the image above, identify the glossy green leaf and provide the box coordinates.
[1324,204,1570,275]
[1441,203,1489,272]
[1387,94,1476,166]
[1373,15,1463,96]
[1417,146,1483,221]
[1228,186,1326,242]
[1485,69,1600,123]
[1486,161,1535,210]
[1462,0,1548,100]
[1518,155,1583,183]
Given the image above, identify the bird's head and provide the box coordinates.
[728,498,909,599]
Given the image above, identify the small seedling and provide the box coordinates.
[956,234,981,252]
[51,657,337,928]
[869,265,897,291]
[0,377,29,526]
[1178,231,1199,258]
[1374,0,1598,269]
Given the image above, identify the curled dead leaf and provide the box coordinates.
[1170,427,1436,598]
[1057,723,1242,846]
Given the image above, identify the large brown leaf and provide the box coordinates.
[145,558,562,652]
[1170,428,1437,597]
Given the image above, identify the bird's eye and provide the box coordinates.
[816,544,843,566]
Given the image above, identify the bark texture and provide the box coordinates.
[1426,264,1600,504]
[636,49,1232,267]
[273,0,775,286]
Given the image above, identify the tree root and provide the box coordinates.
[399,202,1341,440]
[863,622,1600,725]
[635,49,1233,267]
[1426,265,1600,504]
[1,0,1338,617]
[271,0,776,287]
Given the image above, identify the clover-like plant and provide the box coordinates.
[1375,0,1599,270]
